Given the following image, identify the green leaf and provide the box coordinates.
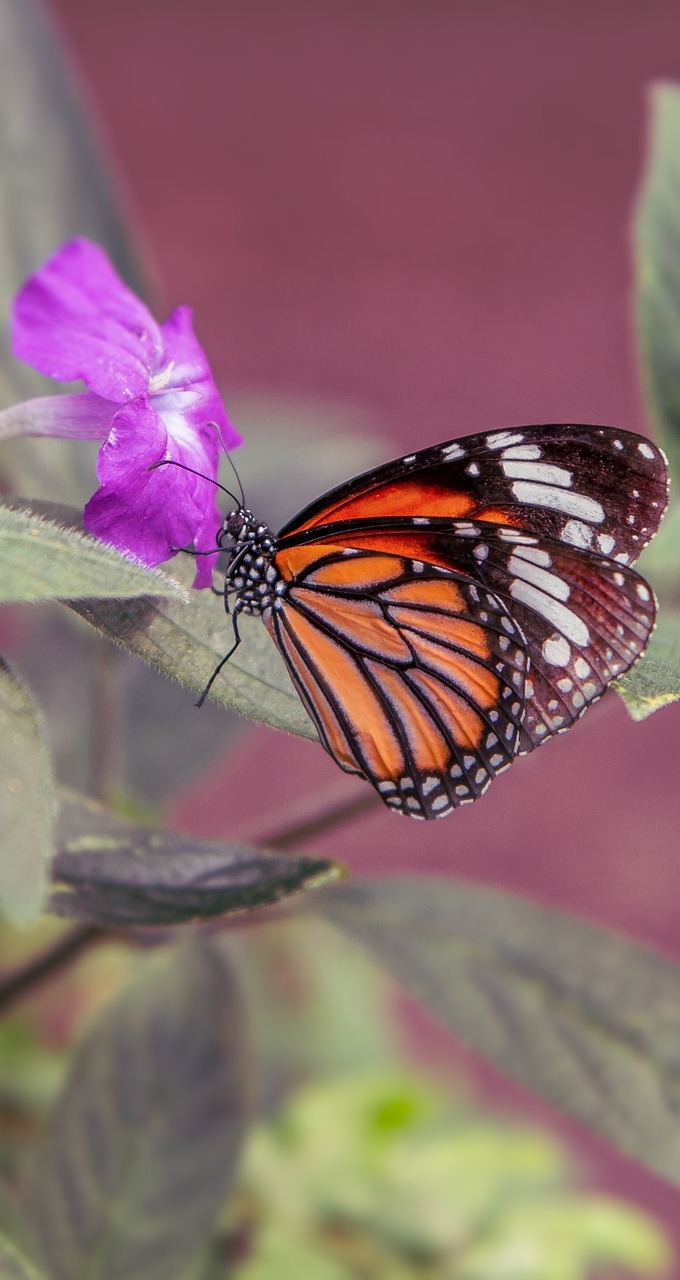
[27,941,250,1280]
[635,82,680,480]
[0,1233,46,1280]
[320,877,680,1189]
[0,502,187,602]
[50,791,342,926]
[65,554,316,740]
[225,918,400,1100]
[0,657,55,922]
[616,608,680,719]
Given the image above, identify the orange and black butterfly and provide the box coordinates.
[206,425,668,820]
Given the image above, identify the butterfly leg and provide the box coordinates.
[196,608,243,707]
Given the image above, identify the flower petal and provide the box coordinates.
[0,393,114,443]
[154,307,242,450]
[84,400,223,578]
[12,239,162,402]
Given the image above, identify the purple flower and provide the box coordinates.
[5,238,241,588]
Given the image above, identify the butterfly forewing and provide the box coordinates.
[268,546,527,818]
[278,424,668,566]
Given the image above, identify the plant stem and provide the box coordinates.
[0,923,103,1015]
[0,778,378,1011]
[237,782,378,851]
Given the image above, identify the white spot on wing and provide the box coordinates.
[509,551,570,601]
[486,430,525,449]
[502,444,542,460]
[562,519,594,549]
[502,460,573,487]
[511,482,605,524]
[510,545,552,567]
[510,580,591,645]
[638,441,655,459]
[542,634,571,666]
[441,442,466,459]
[598,533,616,555]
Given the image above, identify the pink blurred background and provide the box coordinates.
[48,0,680,1263]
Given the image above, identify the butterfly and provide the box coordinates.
[204,424,669,820]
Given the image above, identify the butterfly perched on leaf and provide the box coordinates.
[205,425,668,820]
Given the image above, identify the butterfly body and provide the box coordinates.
[213,425,668,820]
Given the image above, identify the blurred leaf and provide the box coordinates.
[225,918,400,1105]
[65,554,316,741]
[0,657,55,923]
[8,499,312,739]
[231,1069,670,1279]
[635,83,680,484]
[16,603,241,807]
[0,1232,45,1280]
[0,0,146,504]
[320,878,680,1189]
[0,502,186,602]
[456,1197,670,1280]
[50,790,342,926]
[0,1187,39,1278]
[616,608,680,719]
[27,941,250,1280]
[636,502,680,598]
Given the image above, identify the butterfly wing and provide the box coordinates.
[267,544,528,818]
[288,519,657,753]
[278,424,668,566]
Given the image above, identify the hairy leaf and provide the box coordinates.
[616,609,680,719]
[636,83,680,480]
[10,499,313,738]
[65,559,316,740]
[0,503,187,602]
[51,791,341,925]
[0,657,55,922]
[321,878,680,1188]
[27,942,250,1280]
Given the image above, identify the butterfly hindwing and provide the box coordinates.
[278,424,668,567]
[268,546,528,818]
[294,519,656,754]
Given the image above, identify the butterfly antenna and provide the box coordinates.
[204,421,246,510]
[148,459,240,507]
[224,452,246,509]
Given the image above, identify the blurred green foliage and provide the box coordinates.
[228,1072,670,1279]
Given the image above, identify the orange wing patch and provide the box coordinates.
[266,548,527,817]
[383,578,466,612]
[365,661,451,772]
[289,588,412,662]
[408,632,500,709]
[389,608,491,661]
[409,669,486,750]
[273,618,363,774]
[282,606,405,781]
[292,480,477,533]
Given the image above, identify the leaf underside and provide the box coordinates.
[26,942,251,1280]
[52,791,341,926]
[320,877,680,1188]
